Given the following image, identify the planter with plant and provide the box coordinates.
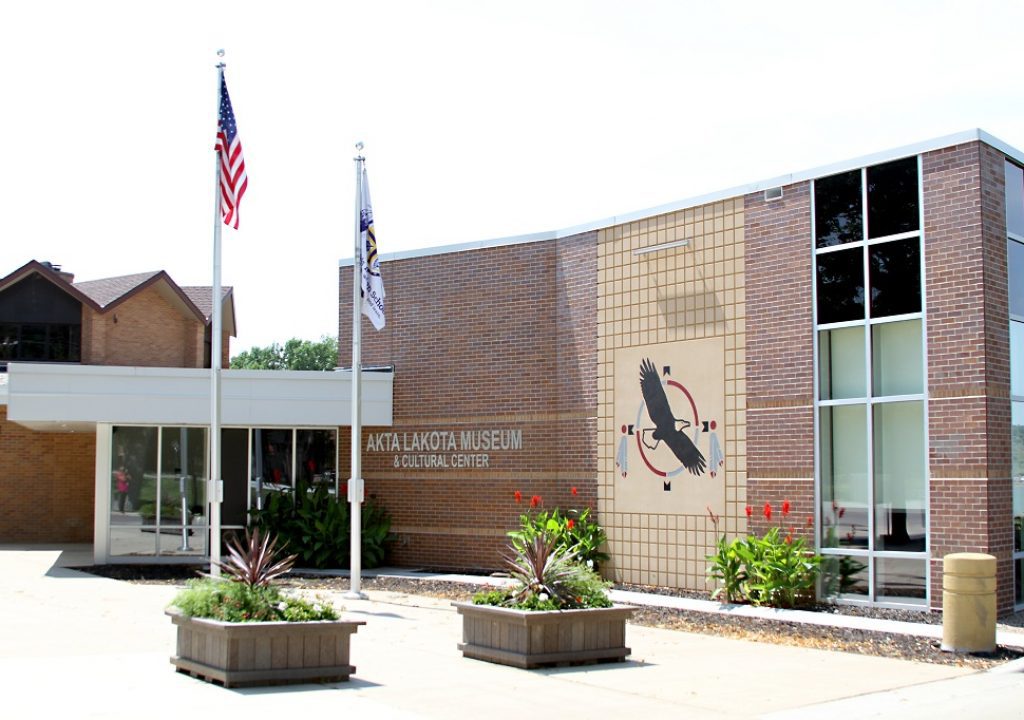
[454,491,633,668]
[166,528,364,687]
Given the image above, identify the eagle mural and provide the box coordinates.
[639,358,707,476]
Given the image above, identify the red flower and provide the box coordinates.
[763,502,772,521]
[838,507,846,519]
[784,534,793,545]
[745,505,753,518]
[530,495,541,508]
[781,500,791,516]
[567,519,575,530]
[514,490,522,504]
[806,515,814,528]
[571,486,578,496]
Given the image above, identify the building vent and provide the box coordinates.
[764,187,783,201]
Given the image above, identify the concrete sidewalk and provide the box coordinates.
[1,545,1022,719]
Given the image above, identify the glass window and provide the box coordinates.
[815,170,863,247]
[820,554,868,599]
[872,320,923,396]
[869,238,921,317]
[160,427,208,531]
[819,326,866,400]
[1007,161,1024,238]
[820,405,868,549]
[297,429,337,492]
[1017,558,1024,606]
[1011,240,1024,318]
[251,428,293,508]
[876,557,927,604]
[873,401,926,552]
[816,248,865,324]
[867,157,919,238]
[1012,323,1024,397]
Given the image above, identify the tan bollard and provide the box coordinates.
[941,552,996,653]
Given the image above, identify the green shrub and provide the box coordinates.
[509,506,610,571]
[171,578,338,622]
[249,481,393,569]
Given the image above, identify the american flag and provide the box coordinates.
[215,73,247,229]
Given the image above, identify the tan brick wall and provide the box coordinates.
[339,233,598,571]
[744,182,815,539]
[597,200,746,590]
[81,286,213,368]
[0,406,95,542]
[924,141,1014,613]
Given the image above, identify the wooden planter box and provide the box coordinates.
[454,602,635,669]
[167,609,365,687]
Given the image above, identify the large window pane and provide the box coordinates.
[820,405,868,548]
[1007,161,1024,238]
[1013,322,1024,397]
[867,157,919,238]
[820,554,868,599]
[873,401,926,552]
[111,426,157,525]
[817,248,865,324]
[819,326,866,400]
[1011,240,1024,318]
[872,320,923,396]
[876,557,926,604]
[869,238,921,317]
[298,429,337,492]
[160,428,207,533]
[251,428,293,508]
[109,527,157,557]
[815,170,863,248]
[1014,403,1024,555]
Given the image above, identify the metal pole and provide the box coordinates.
[344,144,366,599]
[209,51,225,577]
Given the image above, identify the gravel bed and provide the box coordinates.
[79,565,1024,670]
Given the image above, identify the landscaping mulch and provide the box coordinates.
[80,565,1024,670]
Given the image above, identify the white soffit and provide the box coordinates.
[6,363,393,429]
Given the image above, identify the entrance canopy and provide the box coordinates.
[5,363,393,430]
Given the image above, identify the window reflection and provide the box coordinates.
[816,249,865,324]
[298,429,337,493]
[815,170,863,247]
[869,238,921,317]
[819,326,865,400]
[251,429,293,509]
[1009,241,1024,318]
[872,320,923,396]
[819,405,868,549]
[1006,161,1024,238]
[876,557,926,603]
[867,157,919,238]
[820,554,868,599]
[873,402,926,552]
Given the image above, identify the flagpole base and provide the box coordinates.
[342,591,368,600]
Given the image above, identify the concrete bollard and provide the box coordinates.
[941,552,996,653]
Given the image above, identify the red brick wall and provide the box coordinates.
[744,182,816,537]
[338,233,598,571]
[924,141,1013,613]
[0,406,95,542]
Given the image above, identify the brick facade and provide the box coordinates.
[0,405,95,542]
[924,141,1014,612]
[744,181,816,538]
[0,267,227,544]
[339,233,598,571]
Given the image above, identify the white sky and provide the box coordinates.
[2,0,1023,354]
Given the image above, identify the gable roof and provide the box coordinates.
[0,261,236,337]
[0,260,101,311]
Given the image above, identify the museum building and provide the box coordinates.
[343,129,1024,615]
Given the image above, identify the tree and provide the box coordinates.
[230,336,338,371]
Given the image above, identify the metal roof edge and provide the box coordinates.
[338,129,1021,266]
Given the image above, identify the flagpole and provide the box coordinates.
[209,50,226,577]
[345,142,366,599]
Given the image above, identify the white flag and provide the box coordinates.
[360,167,385,330]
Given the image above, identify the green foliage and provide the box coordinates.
[249,481,393,569]
[474,530,613,611]
[213,527,296,588]
[706,528,821,608]
[230,336,338,371]
[170,578,338,623]
[509,507,609,570]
